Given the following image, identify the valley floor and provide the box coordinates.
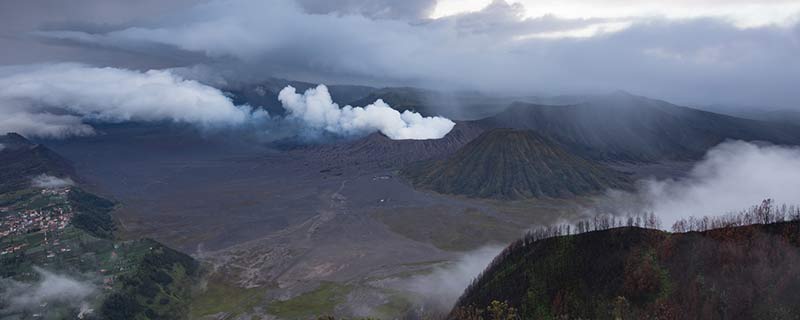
[43,127,692,319]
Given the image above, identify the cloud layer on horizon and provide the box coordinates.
[0,63,454,141]
[23,0,800,109]
[0,63,263,138]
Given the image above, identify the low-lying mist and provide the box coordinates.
[0,267,97,317]
[594,140,800,227]
[31,174,74,189]
[402,245,504,312]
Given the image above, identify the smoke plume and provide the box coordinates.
[31,174,75,189]
[278,84,455,140]
[0,63,265,138]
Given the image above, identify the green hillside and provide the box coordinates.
[0,134,199,320]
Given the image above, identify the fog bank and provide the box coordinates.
[404,245,504,311]
[594,140,800,227]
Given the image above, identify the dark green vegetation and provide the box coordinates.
[0,133,76,193]
[477,93,800,162]
[0,133,199,320]
[403,129,630,199]
[69,188,117,239]
[0,189,199,320]
[99,239,199,320]
[455,222,800,320]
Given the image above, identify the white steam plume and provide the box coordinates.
[278,84,455,140]
[0,63,266,138]
[595,141,800,227]
[31,174,75,189]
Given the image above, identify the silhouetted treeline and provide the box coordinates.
[458,199,800,314]
[671,199,800,232]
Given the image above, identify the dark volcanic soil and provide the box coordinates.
[41,123,693,318]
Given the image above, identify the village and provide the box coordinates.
[0,188,73,256]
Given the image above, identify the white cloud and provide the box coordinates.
[31,174,75,189]
[0,63,265,138]
[594,141,800,227]
[404,246,503,310]
[435,0,800,27]
[0,267,97,316]
[278,84,455,140]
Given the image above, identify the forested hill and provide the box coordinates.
[453,221,800,320]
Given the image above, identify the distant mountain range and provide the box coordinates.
[272,88,800,199]
[454,222,800,319]
[0,133,76,193]
[402,129,630,199]
[477,92,800,162]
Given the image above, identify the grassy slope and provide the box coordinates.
[266,282,352,319]
[455,222,800,320]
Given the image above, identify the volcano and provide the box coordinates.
[402,129,630,199]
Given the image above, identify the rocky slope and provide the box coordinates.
[0,133,76,193]
[403,129,630,199]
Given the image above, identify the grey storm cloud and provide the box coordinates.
[4,0,800,108]
[296,0,437,19]
[29,0,800,108]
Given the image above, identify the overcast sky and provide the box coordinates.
[1,0,798,108]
